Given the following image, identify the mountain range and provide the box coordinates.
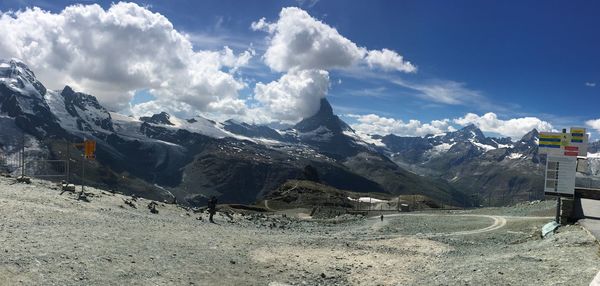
[1,58,596,207]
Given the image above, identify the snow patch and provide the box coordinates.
[347,197,389,203]
[507,153,524,160]
[469,139,496,151]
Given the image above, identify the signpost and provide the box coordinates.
[75,139,96,196]
[538,127,588,224]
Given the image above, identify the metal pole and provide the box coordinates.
[81,154,85,193]
[21,132,25,177]
[66,141,70,183]
[555,196,561,224]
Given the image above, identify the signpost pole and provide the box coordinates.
[66,141,70,184]
[555,197,561,224]
[81,153,85,194]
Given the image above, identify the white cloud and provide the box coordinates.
[251,7,366,72]
[454,112,553,138]
[586,119,600,132]
[585,82,596,87]
[348,112,555,139]
[349,114,456,137]
[391,78,483,105]
[366,49,416,73]
[247,7,417,123]
[0,3,253,114]
[251,7,414,74]
[253,69,329,123]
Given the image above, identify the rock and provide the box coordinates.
[123,199,137,209]
[16,176,31,184]
[77,192,90,202]
[61,183,76,192]
[230,260,236,264]
[148,201,159,214]
[321,273,326,278]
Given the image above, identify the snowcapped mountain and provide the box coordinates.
[368,125,545,205]
[0,59,470,206]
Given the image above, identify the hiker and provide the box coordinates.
[380,214,384,221]
[208,196,217,223]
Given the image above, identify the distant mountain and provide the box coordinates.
[293,98,369,159]
[222,119,291,142]
[372,125,545,205]
[0,59,468,207]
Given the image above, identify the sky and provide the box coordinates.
[1,0,599,140]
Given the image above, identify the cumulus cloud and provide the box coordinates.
[586,119,600,132]
[348,112,556,139]
[251,7,366,72]
[0,4,418,124]
[366,49,416,73]
[253,69,329,122]
[0,3,253,114]
[454,112,553,138]
[248,7,416,122]
[349,114,456,137]
[251,7,415,73]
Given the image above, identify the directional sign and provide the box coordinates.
[539,127,588,157]
[544,155,577,195]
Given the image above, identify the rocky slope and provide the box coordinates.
[0,175,597,286]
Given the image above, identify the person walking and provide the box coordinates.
[380,214,384,222]
[208,196,217,223]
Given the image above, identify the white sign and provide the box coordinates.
[544,155,576,195]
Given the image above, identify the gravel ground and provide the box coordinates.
[0,176,598,285]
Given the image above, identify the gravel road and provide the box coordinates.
[0,176,598,285]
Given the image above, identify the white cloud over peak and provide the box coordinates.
[349,114,456,137]
[251,7,366,72]
[248,7,416,123]
[251,7,415,74]
[0,3,253,113]
[254,69,329,122]
[454,112,553,138]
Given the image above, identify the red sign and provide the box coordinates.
[564,151,578,156]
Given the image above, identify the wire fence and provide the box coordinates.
[0,135,69,182]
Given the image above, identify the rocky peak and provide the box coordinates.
[441,124,486,144]
[519,129,539,144]
[61,85,105,111]
[294,98,352,133]
[140,112,174,126]
[59,85,114,133]
[0,59,46,97]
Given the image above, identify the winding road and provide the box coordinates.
[368,213,552,237]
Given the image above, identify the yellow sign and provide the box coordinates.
[84,140,96,160]
[538,127,588,157]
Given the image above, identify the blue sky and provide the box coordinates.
[1,0,599,139]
